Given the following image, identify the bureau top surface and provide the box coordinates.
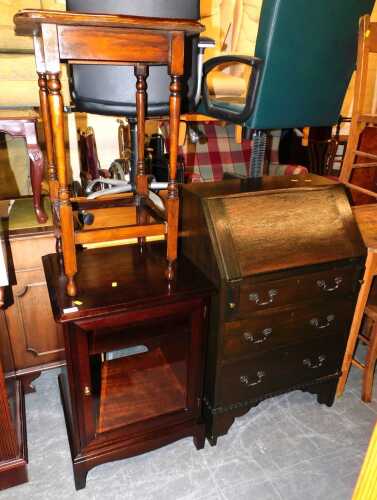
[181,173,334,199]
[182,175,365,281]
[43,242,214,323]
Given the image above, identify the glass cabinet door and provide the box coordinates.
[73,300,204,441]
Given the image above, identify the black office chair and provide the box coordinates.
[67,0,212,194]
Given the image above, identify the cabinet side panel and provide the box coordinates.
[181,188,220,286]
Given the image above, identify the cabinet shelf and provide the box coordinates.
[97,347,186,433]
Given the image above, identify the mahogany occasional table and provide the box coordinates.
[14,9,204,297]
[43,242,213,489]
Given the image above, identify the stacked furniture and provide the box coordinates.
[181,174,365,444]
[15,8,212,491]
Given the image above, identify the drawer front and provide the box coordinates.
[222,300,353,361]
[218,335,345,406]
[10,234,55,270]
[236,265,359,318]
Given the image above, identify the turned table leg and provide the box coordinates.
[47,72,77,296]
[38,71,61,248]
[166,74,182,281]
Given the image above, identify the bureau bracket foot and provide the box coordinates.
[193,429,206,450]
[303,378,338,407]
[20,371,41,394]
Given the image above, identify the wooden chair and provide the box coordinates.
[14,10,204,296]
[353,300,377,402]
[0,114,47,224]
[339,15,377,199]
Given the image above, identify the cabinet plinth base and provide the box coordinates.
[59,373,206,490]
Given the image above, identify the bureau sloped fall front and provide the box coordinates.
[181,174,366,445]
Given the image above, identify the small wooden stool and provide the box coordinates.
[352,302,377,402]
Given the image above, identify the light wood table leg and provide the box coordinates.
[337,250,377,396]
[47,72,77,296]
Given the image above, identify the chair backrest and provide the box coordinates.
[245,0,375,130]
[66,0,200,116]
[352,15,377,117]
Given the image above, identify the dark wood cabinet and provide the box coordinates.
[181,174,366,444]
[43,242,213,490]
[0,311,27,490]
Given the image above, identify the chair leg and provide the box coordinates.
[362,321,377,402]
[27,143,48,224]
[249,130,267,178]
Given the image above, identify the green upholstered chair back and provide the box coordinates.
[245,0,375,130]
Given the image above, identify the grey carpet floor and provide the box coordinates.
[1,360,376,500]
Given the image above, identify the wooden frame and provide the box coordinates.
[339,15,377,198]
[14,9,204,296]
[337,204,377,397]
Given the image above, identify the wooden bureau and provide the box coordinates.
[181,174,366,444]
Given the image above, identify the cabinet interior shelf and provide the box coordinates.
[98,348,186,433]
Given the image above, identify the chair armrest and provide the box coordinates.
[202,55,261,75]
[201,55,263,125]
[193,37,216,106]
[198,37,216,51]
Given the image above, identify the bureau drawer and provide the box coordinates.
[218,335,345,406]
[222,300,353,361]
[236,264,359,318]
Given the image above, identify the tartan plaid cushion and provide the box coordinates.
[181,123,251,182]
[159,121,308,182]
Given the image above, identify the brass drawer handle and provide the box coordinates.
[316,276,343,292]
[302,355,326,369]
[310,314,335,329]
[243,328,272,344]
[240,371,265,387]
[249,289,277,306]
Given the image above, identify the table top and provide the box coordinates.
[14,9,204,36]
[0,198,53,239]
[352,204,377,250]
[43,241,214,323]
